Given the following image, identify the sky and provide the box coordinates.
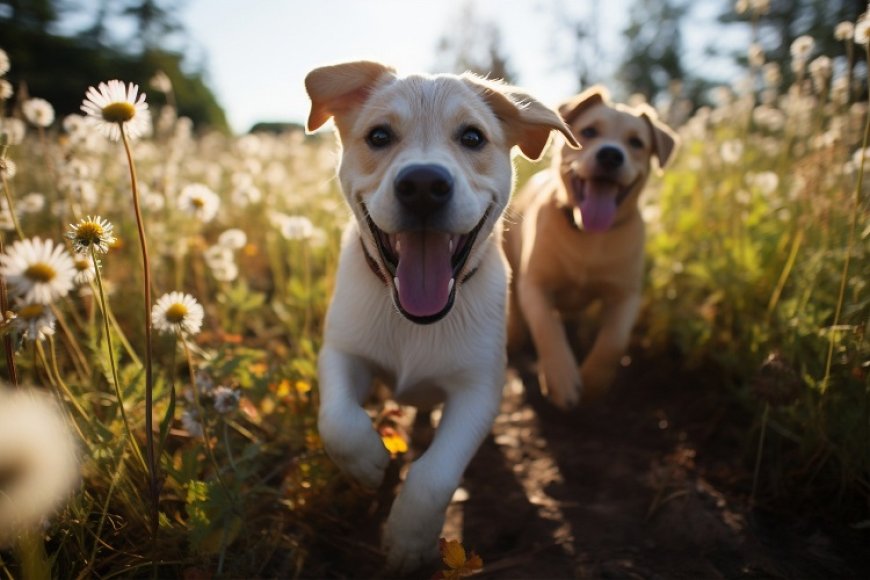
[161,0,741,134]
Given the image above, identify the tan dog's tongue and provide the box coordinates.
[395,231,453,318]
[579,180,619,231]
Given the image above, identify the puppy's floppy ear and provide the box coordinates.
[304,61,396,133]
[465,75,579,161]
[559,85,610,126]
[636,105,680,168]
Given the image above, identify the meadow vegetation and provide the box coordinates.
[0,15,867,579]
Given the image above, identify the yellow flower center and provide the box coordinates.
[24,262,56,283]
[18,303,46,320]
[101,102,136,123]
[191,197,205,209]
[74,259,90,272]
[76,222,104,246]
[165,303,188,323]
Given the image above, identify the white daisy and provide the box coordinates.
[835,21,855,42]
[0,386,80,547]
[0,237,76,304]
[11,301,56,342]
[65,215,116,255]
[19,192,45,214]
[790,35,814,60]
[0,79,11,101]
[22,97,55,128]
[152,291,204,337]
[80,80,151,142]
[178,183,220,222]
[0,158,15,178]
[0,48,9,76]
[72,256,97,286]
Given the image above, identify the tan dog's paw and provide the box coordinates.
[538,355,582,409]
[580,359,619,402]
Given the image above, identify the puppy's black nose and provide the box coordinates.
[394,164,454,216]
[596,146,624,171]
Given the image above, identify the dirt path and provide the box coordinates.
[302,351,870,579]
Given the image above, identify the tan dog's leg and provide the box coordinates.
[518,275,581,408]
[580,293,641,399]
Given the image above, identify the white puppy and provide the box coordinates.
[305,61,577,572]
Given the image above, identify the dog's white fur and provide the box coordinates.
[305,61,576,572]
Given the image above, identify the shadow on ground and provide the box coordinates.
[300,349,870,579]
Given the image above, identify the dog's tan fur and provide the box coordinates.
[306,61,576,572]
[505,86,679,409]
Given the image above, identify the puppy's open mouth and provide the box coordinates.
[570,175,632,232]
[364,206,491,325]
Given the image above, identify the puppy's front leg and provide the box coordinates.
[580,293,641,399]
[518,276,582,409]
[317,344,390,489]
[383,381,501,573]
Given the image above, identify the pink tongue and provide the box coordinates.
[579,180,619,231]
[395,231,453,318]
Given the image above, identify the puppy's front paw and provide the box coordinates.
[319,406,390,489]
[539,355,582,410]
[382,499,442,574]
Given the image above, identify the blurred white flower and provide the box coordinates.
[0,386,80,547]
[152,291,204,337]
[0,48,8,76]
[217,228,247,250]
[855,15,870,45]
[204,245,233,268]
[81,80,151,141]
[210,261,239,282]
[178,183,220,222]
[19,192,45,214]
[0,158,15,179]
[720,139,744,164]
[0,117,25,145]
[748,171,779,195]
[150,70,172,94]
[274,213,315,240]
[181,409,203,437]
[22,98,55,128]
[0,237,76,304]
[790,35,814,61]
[71,256,97,286]
[11,301,56,342]
[835,21,855,41]
[0,79,11,101]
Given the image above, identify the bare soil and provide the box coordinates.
[299,349,870,579]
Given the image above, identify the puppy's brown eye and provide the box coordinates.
[366,126,394,149]
[628,136,645,149]
[580,126,597,138]
[459,126,486,150]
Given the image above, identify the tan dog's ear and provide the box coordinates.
[465,75,580,161]
[558,85,610,126]
[637,105,680,168]
[304,61,396,133]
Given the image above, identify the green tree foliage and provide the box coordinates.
[0,0,228,131]
[616,0,693,103]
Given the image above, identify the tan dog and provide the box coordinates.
[305,61,576,572]
[505,86,678,409]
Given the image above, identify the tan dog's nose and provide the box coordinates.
[596,146,624,172]
[394,164,454,217]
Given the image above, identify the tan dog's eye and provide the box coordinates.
[458,126,486,150]
[366,125,395,149]
[580,126,597,138]
[628,136,645,149]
